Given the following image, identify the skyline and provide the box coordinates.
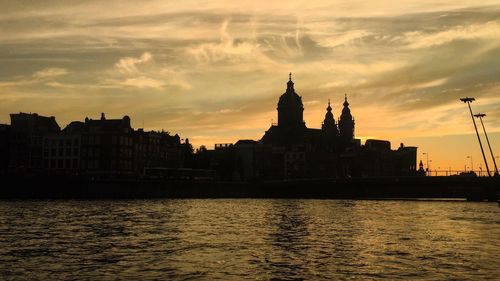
[1,1,500,171]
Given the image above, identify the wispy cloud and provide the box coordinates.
[1,1,500,169]
[115,52,152,74]
[33,67,69,79]
[105,76,164,89]
[402,21,500,49]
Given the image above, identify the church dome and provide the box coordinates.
[276,73,305,129]
[278,73,303,107]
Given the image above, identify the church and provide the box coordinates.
[258,73,358,179]
[210,74,419,181]
[261,73,354,148]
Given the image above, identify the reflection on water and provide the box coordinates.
[266,201,310,279]
[0,200,499,280]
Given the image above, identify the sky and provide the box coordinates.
[1,0,500,172]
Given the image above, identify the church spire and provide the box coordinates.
[287,72,294,91]
[322,99,338,135]
[343,93,349,107]
[339,93,355,142]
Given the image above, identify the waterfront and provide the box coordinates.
[0,199,499,280]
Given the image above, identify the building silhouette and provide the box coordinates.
[339,95,355,143]
[0,124,10,174]
[0,74,418,180]
[1,112,186,177]
[209,74,418,180]
[8,113,60,173]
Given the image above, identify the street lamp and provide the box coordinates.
[460,97,491,176]
[474,113,499,176]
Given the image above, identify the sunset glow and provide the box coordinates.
[1,1,499,171]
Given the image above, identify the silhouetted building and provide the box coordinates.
[354,141,417,177]
[9,113,60,173]
[247,74,417,180]
[260,74,350,179]
[232,140,258,181]
[278,73,306,130]
[211,143,236,181]
[1,74,418,180]
[133,129,183,172]
[79,113,134,174]
[339,95,355,143]
[322,100,339,137]
[0,124,10,174]
[42,129,81,174]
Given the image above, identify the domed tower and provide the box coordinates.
[322,99,339,136]
[339,94,355,142]
[277,73,305,129]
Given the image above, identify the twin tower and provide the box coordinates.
[276,73,355,142]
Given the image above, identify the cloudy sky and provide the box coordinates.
[1,0,500,172]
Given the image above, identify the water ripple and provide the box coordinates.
[0,199,499,280]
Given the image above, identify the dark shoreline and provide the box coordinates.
[1,175,498,201]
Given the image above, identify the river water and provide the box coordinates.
[0,199,498,280]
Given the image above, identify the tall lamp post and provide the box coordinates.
[474,113,499,176]
[423,152,430,176]
[460,97,491,177]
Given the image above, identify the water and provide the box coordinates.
[0,200,498,280]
